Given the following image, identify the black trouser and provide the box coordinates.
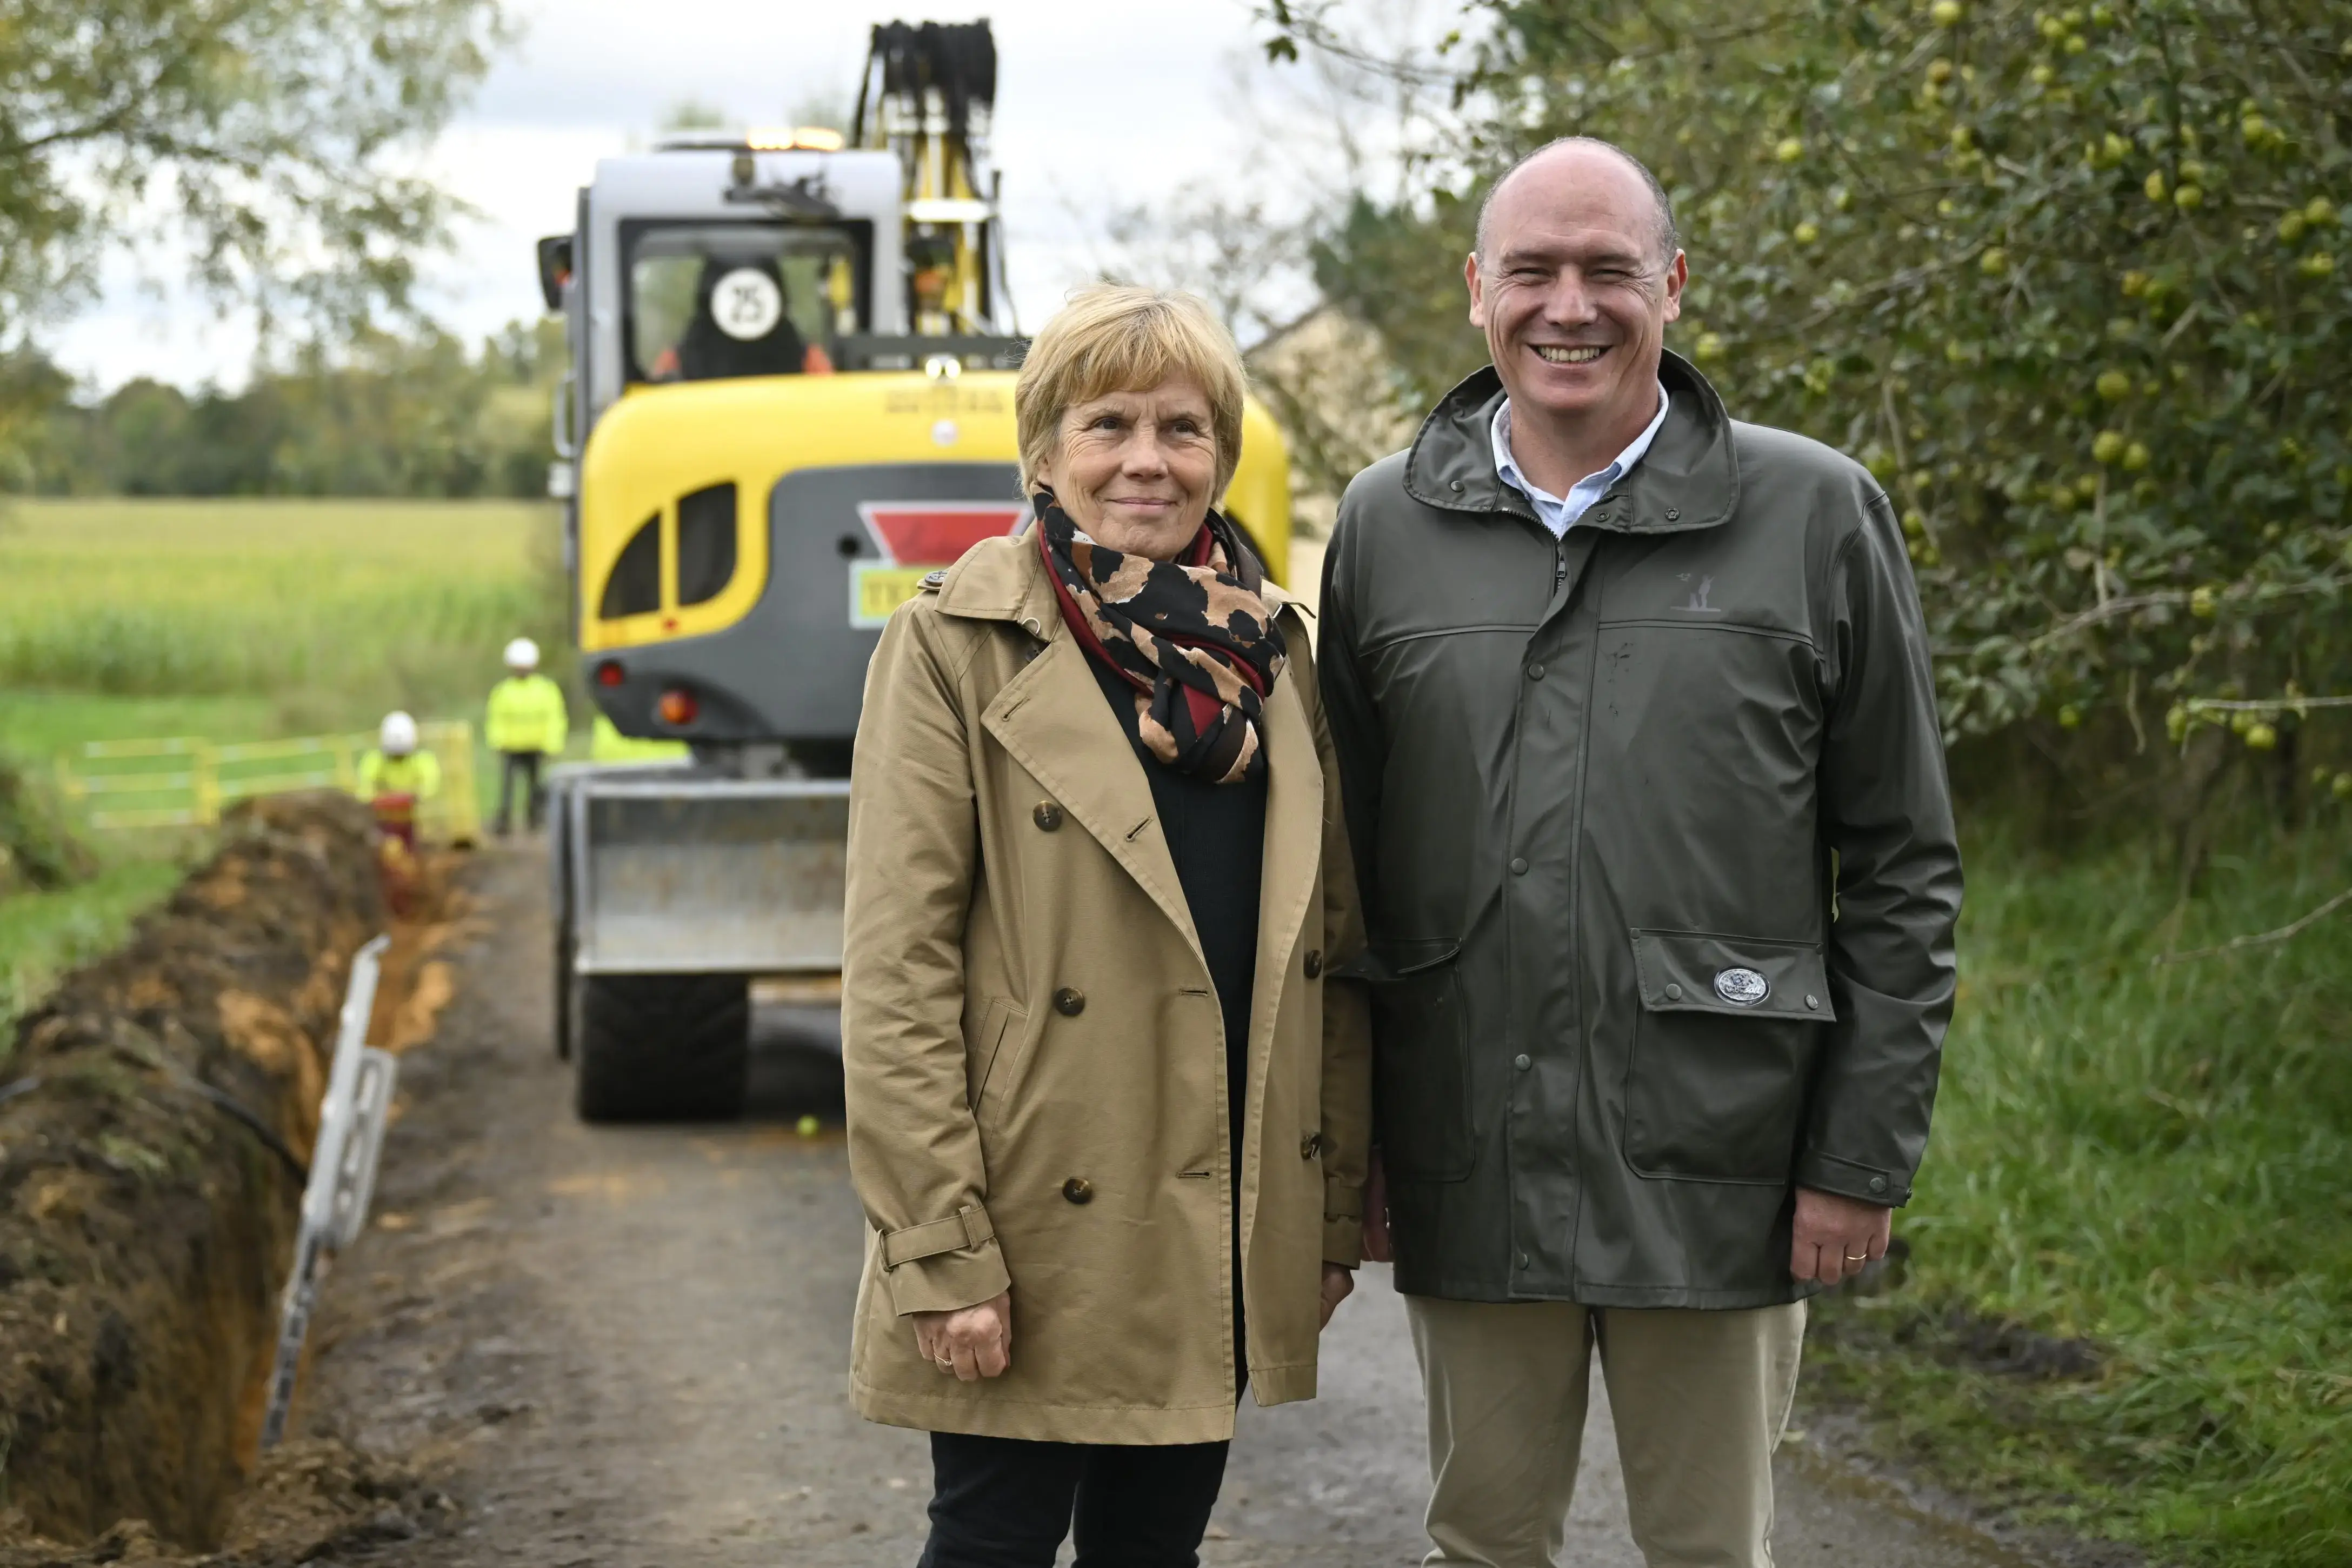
[917,1431,1231,1568]
[495,750,545,834]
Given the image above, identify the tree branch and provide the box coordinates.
[2155,884,2352,963]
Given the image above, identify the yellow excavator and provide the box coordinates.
[536,20,1295,1120]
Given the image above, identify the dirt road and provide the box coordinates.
[290,848,2035,1567]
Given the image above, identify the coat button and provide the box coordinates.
[1867,1175,1888,1195]
[1054,987,1085,1016]
[1062,1177,1094,1204]
[1665,508,1681,521]
[1664,983,1683,1002]
[1527,662,1545,680]
[1300,1133,1322,1159]
[1805,993,1821,1011]
[1034,802,1063,831]
[1513,1053,1531,1071]
[1303,949,1323,979]
[1509,857,1529,876]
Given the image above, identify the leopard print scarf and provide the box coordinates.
[1035,492,1288,784]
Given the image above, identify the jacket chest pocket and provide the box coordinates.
[1352,942,1474,1184]
[1621,928,1834,1184]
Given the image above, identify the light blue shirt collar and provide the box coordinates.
[1491,384,1671,537]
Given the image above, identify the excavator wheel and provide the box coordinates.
[574,972,750,1122]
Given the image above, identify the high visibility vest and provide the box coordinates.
[357,749,442,800]
[486,673,569,755]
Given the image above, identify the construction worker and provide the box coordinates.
[486,637,569,835]
[356,710,440,855]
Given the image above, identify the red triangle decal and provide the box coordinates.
[859,503,1029,565]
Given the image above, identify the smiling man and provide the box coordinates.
[1318,138,1963,1566]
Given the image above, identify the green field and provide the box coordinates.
[0,497,567,733]
[0,497,572,1031]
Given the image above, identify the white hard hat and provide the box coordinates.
[380,711,419,756]
[504,636,540,670]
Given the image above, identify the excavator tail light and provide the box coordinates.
[657,688,700,727]
[595,660,626,688]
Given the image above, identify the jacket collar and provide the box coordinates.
[1403,349,1741,536]
[931,533,1064,638]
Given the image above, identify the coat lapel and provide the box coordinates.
[982,633,1204,962]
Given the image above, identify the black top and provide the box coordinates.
[1088,654,1265,1388]
[1087,657,1267,1163]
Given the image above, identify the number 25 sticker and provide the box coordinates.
[711,267,783,341]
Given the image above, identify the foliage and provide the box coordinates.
[0,0,506,346]
[1810,823,2352,1566]
[0,753,94,896]
[2,317,562,498]
[0,498,568,729]
[1274,0,2352,790]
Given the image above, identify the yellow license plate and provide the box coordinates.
[850,564,934,628]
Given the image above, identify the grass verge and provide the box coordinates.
[1807,823,2352,1567]
[0,855,189,1042]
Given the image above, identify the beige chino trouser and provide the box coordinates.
[1405,1295,1806,1568]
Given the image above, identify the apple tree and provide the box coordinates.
[1277,0,2352,822]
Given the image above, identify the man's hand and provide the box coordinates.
[1362,1146,1393,1263]
[1319,1263,1355,1329]
[912,1290,1012,1380]
[1790,1187,1893,1286]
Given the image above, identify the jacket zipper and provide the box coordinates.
[1554,536,1567,592]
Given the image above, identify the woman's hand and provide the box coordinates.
[1318,1263,1355,1329]
[912,1290,1013,1380]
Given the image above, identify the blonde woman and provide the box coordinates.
[842,285,1371,1567]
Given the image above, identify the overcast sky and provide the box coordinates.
[51,0,1297,391]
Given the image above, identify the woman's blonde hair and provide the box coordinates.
[1014,284,1247,497]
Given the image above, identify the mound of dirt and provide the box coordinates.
[0,795,385,1551]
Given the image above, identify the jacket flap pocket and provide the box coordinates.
[1332,938,1462,985]
[1629,929,1836,1021]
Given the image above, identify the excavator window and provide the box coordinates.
[624,221,869,385]
[676,484,738,606]
[601,513,662,619]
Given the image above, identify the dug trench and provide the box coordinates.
[0,829,2126,1567]
[0,795,469,1566]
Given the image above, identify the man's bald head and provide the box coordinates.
[1474,137,1679,268]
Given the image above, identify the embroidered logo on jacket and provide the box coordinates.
[1675,572,1725,615]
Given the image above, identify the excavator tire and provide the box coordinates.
[575,972,750,1122]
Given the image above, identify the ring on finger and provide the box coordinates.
[1843,1253,1870,1263]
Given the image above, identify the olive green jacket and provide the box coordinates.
[1320,353,1962,1308]
[841,536,1371,1444]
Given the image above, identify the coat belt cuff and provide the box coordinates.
[1322,1176,1363,1223]
[880,1204,996,1269]
[1322,1214,1364,1268]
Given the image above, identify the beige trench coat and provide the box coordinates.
[842,533,1371,1445]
